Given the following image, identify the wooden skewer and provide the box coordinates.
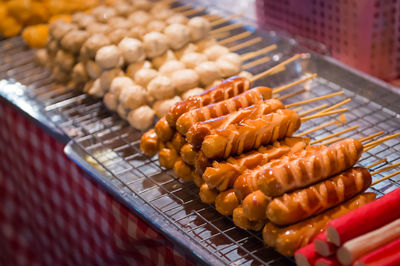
[203,14,221,21]
[301,108,348,122]
[218,31,252,45]
[318,98,352,114]
[180,7,206,16]
[371,169,400,186]
[210,13,243,27]
[299,104,329,117]
[292,107,303,113]
[241,44,278,61]
[277,88,307,102]
[229,37,262,52]
[210,23,243,34]
[295,116,346,137]
[364,132,400,149]
[242,55,270,69]
[371,162,400,176]
[286,91,344,108]
[319,137,343,146]
[212,31,231,39]
[251,54,301,83]
[171,5,192,12]
[310,125,359,145]
[366,159,387,169]
[272,73,317,94]
[359,131,385,143]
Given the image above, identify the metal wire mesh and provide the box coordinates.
[1,21,400,265]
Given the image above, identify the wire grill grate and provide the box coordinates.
[1,28,400,265]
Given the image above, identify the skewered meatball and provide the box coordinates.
[117,104,129,120]
[119,84,147,110]
[126,60,152,78]
[46,39,59,57]
[239,71,253,80]
[60,30,89,54]
[147,76,175,100]
[51,66,69,84]
[159,60,185,77]
[54,50,75,71]
[219,52,242,67]
[180,52,207,69]
[72,62,88,84]
[71,12,86,24]
[181,88,204,100]
[216,58,241,77]
[171,69,199,93]
[108,28,129,44]
[127,26,147,40]
[86,23,112,35]
[86,79,104,98]
[174,43,198,59]
[76,14,96,29]
[134,68,158,87]
[99,68,124,92]
[49,20,77,42]
[152,50,176,69]
[86,60,102,80]
[92,6,117,23]
[127,105,155,131]
[143,32,169,58]
[103,92,118,111]
[118,38,145,64]
[114,1,134,17]
[188,17,211,42]
[204,44,230,61]
[34,49,49,67]
[81,34,111,59]
[164,23,190,50]
[133,0,153,11]
[110,76,134,98]
[166,13,189,25]
[95,45,123,69]
[195,61,222,86]
[195,38,217,52]
[107,17,131,30]
[153,96,182,117]
[150,1,170,14]
[146,20,167,33]
[128,10,151,27]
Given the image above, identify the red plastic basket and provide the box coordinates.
[256,0,400,81]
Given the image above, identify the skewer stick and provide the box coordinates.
[210,13,243,27]
[229,37,262,52]
[203,14,221,21]
[242,55,270,69]
[171,5,192,12]
[272,73,317,94]
[364,132,400,149]
[371,169,400,186]
[210,23,243,34]
[212,31,231,39]
[241,44,278,60]
[310,125,359,145]
[316,98,351,114]
[359,131,385,143]
[319,136,342,146]
[371,162,400,176]
[366,159,387,169]
[299,104,329,117]
[292,107,303,113]
[218,31,252,45]
[251,54,301,83]
[295,117,346,137]
[277,88,307,101]
[286,91,344,108]
[301,108,348,122]
[180,7,206,16]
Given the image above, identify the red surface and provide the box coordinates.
[0,101,193,265]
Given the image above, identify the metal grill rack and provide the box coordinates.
[2,9,400,266]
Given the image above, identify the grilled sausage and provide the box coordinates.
[180,143,198,166]
[233,206,266,231]
[154,116,174,142]
[176,87,274,136]
[215,189,239,216]
[173,158,193,181]
[262,193,376,257]
[140,129,159,157]
[242,190,271,221]
[201,109,301,159]
[199,183,218,204]
[165,76,251,127]
[203,137,309,192]
[267,167,371,225]
[186,98,283,148]
[257,138,364,197]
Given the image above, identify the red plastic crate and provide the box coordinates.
[256,0,400,80]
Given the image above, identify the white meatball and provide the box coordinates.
[81,34,111,59]
[143,32,168,58]
[204,45,230,61]
[114,2,134,17]
[99,68,124,92]
[171,69,199,93]
[220,53,242,67]
[182,88,205,100]
[127,105,155,131]
[86,60,102,80]
[147,76,175,100]
[76,14,96,29]
[166,13,189,25]
[150,2,170,14]
[108,28,128,45]
[86,23,111,35]
[151,50,176,69]
[87,79,104,98]
[133,0,152,11]
[126,60,152,79]
[127,26,147,40]
[164,24,190,50]
[103,92,118,111]
[195,61,222,86]
[159,60,185,77]
[216,58,241,77]
[134,68,158,87]
[119,85,147,109]
[110,76,134,98]
[195,38,217,51]
[155,8,174,21]
[92,6,117,23]
[117,104,129,120]
[49,20,77,42]
[174,43,198,59]
[153,96,182,118]
[61,30,89,54]
[72,62,88,84]
[180,52,207,69]
[55,50,75,71]
[118,38,145,64]
[188,17,211,42]
[71,12,86,24]
[107,17,131,29]
[95,45,123,70]
[239,71,253,80]
[146,20,166,33]
[46,39,59,57]
[128,11,151,26]
[51,66,69,84]
[34,49,49,67]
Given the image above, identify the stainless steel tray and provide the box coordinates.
[1,3,400,265]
